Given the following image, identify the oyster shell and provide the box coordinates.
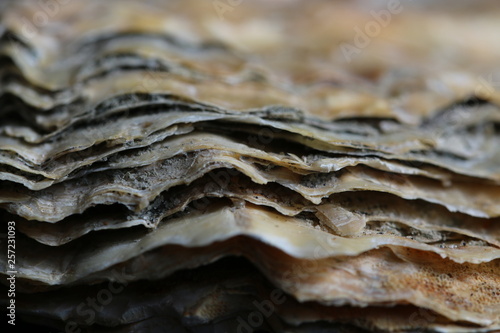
[7,259,499,333]
[0,0,499,332]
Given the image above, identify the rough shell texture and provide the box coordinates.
[0,0,499,332]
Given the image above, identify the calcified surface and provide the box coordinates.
[0,0,499,332]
